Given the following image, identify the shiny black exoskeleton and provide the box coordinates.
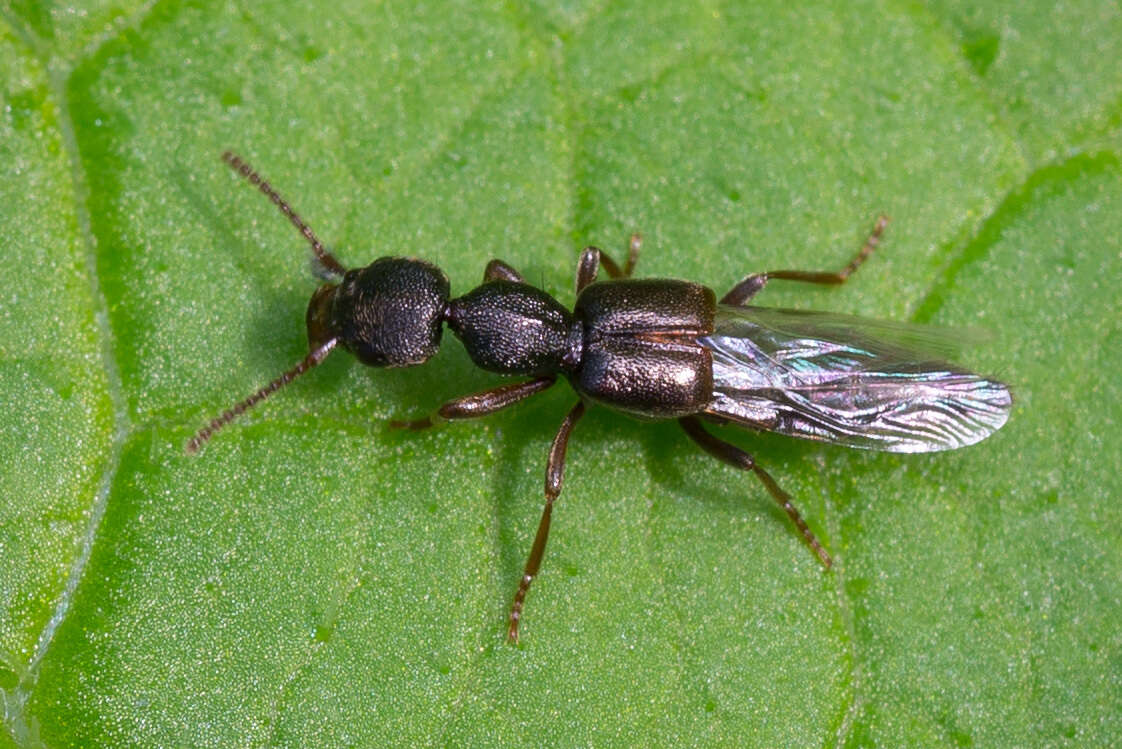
[190,153,1008,643]
[317,263,719,418]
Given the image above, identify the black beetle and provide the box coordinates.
[189,152,1011,643]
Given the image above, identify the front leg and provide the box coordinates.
[484,259,525,283]
[389,376,555,430]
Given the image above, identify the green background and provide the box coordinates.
[2,0,1120,746]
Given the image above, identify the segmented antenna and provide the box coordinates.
[221,151,347,279]
[186,339,337,453]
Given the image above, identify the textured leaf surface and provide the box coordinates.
[2,1,1120,746]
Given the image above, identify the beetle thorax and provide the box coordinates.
[445,280,582,376]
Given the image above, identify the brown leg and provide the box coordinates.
[721,216,888,306]
[507,400,586,643]
[484,259,524,283]
[604,233,641,279]
[575,233,642,293]
[575,248,601,292]
[679,416,832,569]
[389,376,555,430]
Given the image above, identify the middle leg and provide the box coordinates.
[575,233,642,292]
[507,400,586,643]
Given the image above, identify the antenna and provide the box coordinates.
[221,151,347,279]
[186,339,337,453]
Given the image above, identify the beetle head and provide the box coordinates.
[315,257,450,367]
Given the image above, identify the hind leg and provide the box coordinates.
[679,416,832,569]
[721,216,888,305]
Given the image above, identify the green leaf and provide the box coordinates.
[3,1,1120,745]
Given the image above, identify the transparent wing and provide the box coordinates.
[700,306,1012,453]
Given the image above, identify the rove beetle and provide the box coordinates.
[188,152,1011,643]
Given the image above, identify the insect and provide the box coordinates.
[188,152,1012,643]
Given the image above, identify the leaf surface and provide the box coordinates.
[2,1,1120,745]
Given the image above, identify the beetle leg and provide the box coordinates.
[508,400,586,643]
[719,273,769,306]
[678,416,833,569]
[606,233,641,278]
[720,215,888,306]
[575,233,642,293]
[575,247,602,292]
[483,259,524,283]
[388,376,555,430]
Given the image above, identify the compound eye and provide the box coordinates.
[306,283,339,351]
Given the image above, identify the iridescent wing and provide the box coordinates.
[700,306,1012,453]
